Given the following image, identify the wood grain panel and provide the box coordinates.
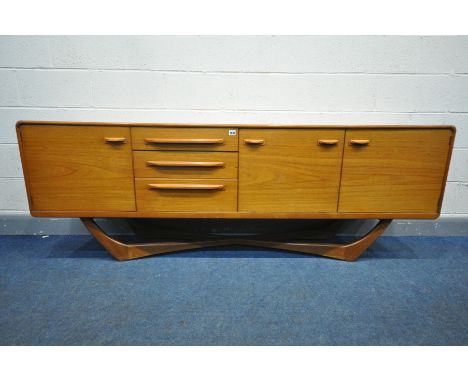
[133,151,238,179]
[18,125,135,211]
[131,127,238,151]
[239,129,345,212]
[135,178,237,212]
[338,129,453,213]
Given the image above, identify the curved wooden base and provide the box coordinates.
[80,218,392,262]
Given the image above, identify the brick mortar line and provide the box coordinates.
[1,67,468,76]
[0,106,463,114]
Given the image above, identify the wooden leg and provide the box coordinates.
[237,219,393,261]
[81,218,233,261]
[80,218,392,262]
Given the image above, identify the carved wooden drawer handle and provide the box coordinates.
[148,183,224,190]
[104,137,126,143]
[318,139,339,146]
[244,139,265,145]
[349,139,370,146]
[146,161,225,168]
[144,138,224,144]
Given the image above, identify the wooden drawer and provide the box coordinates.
[135,178,238,212]
[133,151,238,179]
[132,127,238,151]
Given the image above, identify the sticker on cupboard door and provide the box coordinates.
[238,129,345,213]
[338,129,453,213]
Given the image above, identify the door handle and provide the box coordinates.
[318,139,339,146]
[146,161,225,168]
[104,137,126,143]
[148,183,224,190]
[349,139,370,146]
[243,139,265,145]
[144,138,224,144]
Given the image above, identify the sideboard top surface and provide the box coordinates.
[16,120,456,132]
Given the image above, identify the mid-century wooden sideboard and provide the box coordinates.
[16,121,455,261]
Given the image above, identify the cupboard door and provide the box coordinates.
[18,125,136,211]
[338,129,452,213]
[239,129,344,212]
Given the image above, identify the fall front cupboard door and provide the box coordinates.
[18,125,136,212]
[338,129,453,214]
[239,129,345,212]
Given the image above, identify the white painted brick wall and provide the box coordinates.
[0,36,467,216]
[16,70,92,107]
[0,71,19,105]
[92,71,165,108]
[0,144,21,177]
[0,36,51,68]
[50,36,128,69]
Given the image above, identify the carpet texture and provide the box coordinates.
[0,235,467,345]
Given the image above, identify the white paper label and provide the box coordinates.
[229,129,237,136]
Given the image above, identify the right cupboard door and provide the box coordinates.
[338,129,453,214]
[239,129,344,212]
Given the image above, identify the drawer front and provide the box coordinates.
[135,178,238,212]
[133,151,238,179]
[132,127,238,151]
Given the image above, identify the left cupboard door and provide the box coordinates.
[18,125,136,212]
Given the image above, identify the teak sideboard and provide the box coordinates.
[16,121,455,261]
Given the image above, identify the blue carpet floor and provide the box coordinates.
[0,235,467,345]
